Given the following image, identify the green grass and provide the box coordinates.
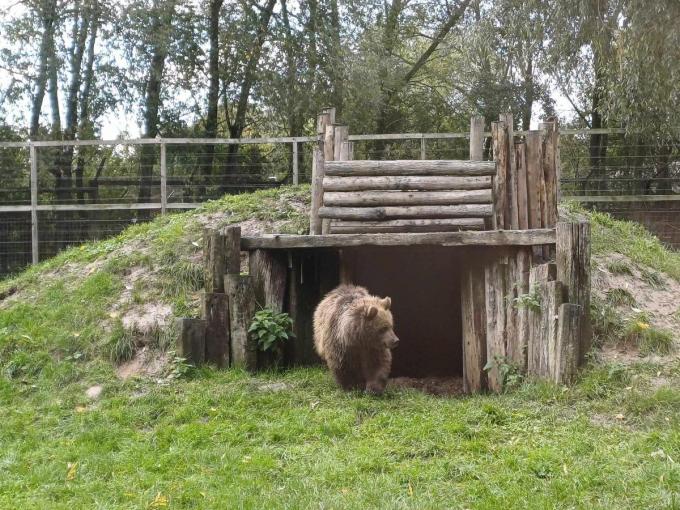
[0,363,678,509]
[563,201,680,280]
[0,191,678,508]
[605,287,637,307]
[607,260,634,276]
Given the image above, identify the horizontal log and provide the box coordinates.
[324,160,496,177]
[323,189,492,207]
[330,218,485,233]
[241,229,556,249]
[323,175,492,191]
[318,204,493,220]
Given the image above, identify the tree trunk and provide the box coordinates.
[30,0,57,138]
[138,1,176,216]
[222,0,276,193]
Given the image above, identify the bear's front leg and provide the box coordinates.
[363,348,391,396]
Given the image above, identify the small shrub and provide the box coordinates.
[606,260,633,276]
[605,288,636,307]
[483,355,523,391]
[164,350,195,380]
[107,321,135,363]
[249,308,294,352]
[512,286,541,312]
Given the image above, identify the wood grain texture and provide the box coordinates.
[324,159,496,176]
[555,303,582,384]
[323,189,492,207]
[469,116,485,161]
[176,318,206,365]
[461,265,487,393]
[318,204,493,220]
[329,218,485,233]
[225,274,257,371]
[485,261,508,392]
[310,148,325,235]
[203,229,226,293]
[202,292,230,368]
[323,175,492,192]
[249,249,287,312]
[224,225,241,275]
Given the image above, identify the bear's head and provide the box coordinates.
[364,296,399,349]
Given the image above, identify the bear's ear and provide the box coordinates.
[365,305,378,320]
[381,297,391,310]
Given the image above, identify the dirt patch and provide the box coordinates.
[389,376,465,396]
[116,347,169,380]
[593,253,680,333]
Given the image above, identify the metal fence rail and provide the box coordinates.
[1,127,679,276]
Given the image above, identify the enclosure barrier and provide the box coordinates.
[176,109,592,393]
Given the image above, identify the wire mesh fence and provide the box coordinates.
[1,129,679,277]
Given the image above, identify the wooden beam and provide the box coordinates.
[224,225,242,274]
[469,116,485,160]
[323,189,492,207]
[554,303,582,384]
[310,148,325,235]
[249,249,288,312]
[202,292,230,368]
[318,204,493,220]
[176,318,206,365]
[203,228,226,293]
[556,221,592,365]
[324,160,496,177]
[225,274,257,371]
[461,265,487,393]
[241,229,556,249]
[323,175,491,192]
[329,218,485,234]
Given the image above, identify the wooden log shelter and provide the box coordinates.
[178,108,592,393]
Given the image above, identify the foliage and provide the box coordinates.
[484,355,524,391]
[512,286,541,312]
[605,288,636,307]
[248,309,294,352]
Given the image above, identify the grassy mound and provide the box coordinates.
[0,190,678,508]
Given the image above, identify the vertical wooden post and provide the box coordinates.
[224,225,241,275]
[515,142,529,230]
[203,228,226,293]
[469,116,484,160]
[525,131,544,260]
[540,119,559,228]
[513,248,531,372]
[292,141,299,185]
[485,261,507,392]
[310,149,324,235]
[333,125,348,162]
[225,273,257,371]
[176,318,206,365]
[29,143,39,264]
[202,292,230,367]
[420,136,426,160]
[461,265,487,393]
[556,221,592,365]
[160,141,167,214]
[500,113,519,230]
[250,249,287,312]
[554,303,582,384]
[527,263,562,379]
[491,121,508,230]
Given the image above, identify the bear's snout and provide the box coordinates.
[388,334,400,349]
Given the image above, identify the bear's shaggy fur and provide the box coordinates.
[313,284,399,395]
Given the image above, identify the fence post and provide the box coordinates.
[420,135,426,160]
[292,141,299,185]
[29,143,39,264]
[469,116,484,160]
[160,141,167,215]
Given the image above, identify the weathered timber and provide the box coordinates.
[504,254,519,369]
[175,318,206,365]
[249,249,287,312]
[469,116,485,161]
[556,222,591,364]
[224,225,242,274]
[202,292,230,368]
[514,248,531,371]
[540,120,559,227]
[492,121,508,229]
[528,277,564,379]
[318,204,493,220]
[485,261,507,392]
[323,175,492,191]
[323,189,493,207]
[525,132,543,232]
[461,265,487,393]
[324,124,335,163]
[329,218,485,234]
[529,262,557,285]
[241,229,556,249]
[324,160,496,177]
[515,142,529,230]
[500,113,519,230]
[203,228,226,293]
[554,303,582,384]
[334,125,348,161]
[310,148,325,235]
[225,274,257,371]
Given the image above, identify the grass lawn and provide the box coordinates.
[0,360,678,509]
[0,189,679,509]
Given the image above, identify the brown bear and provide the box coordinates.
[313,284,399,395]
